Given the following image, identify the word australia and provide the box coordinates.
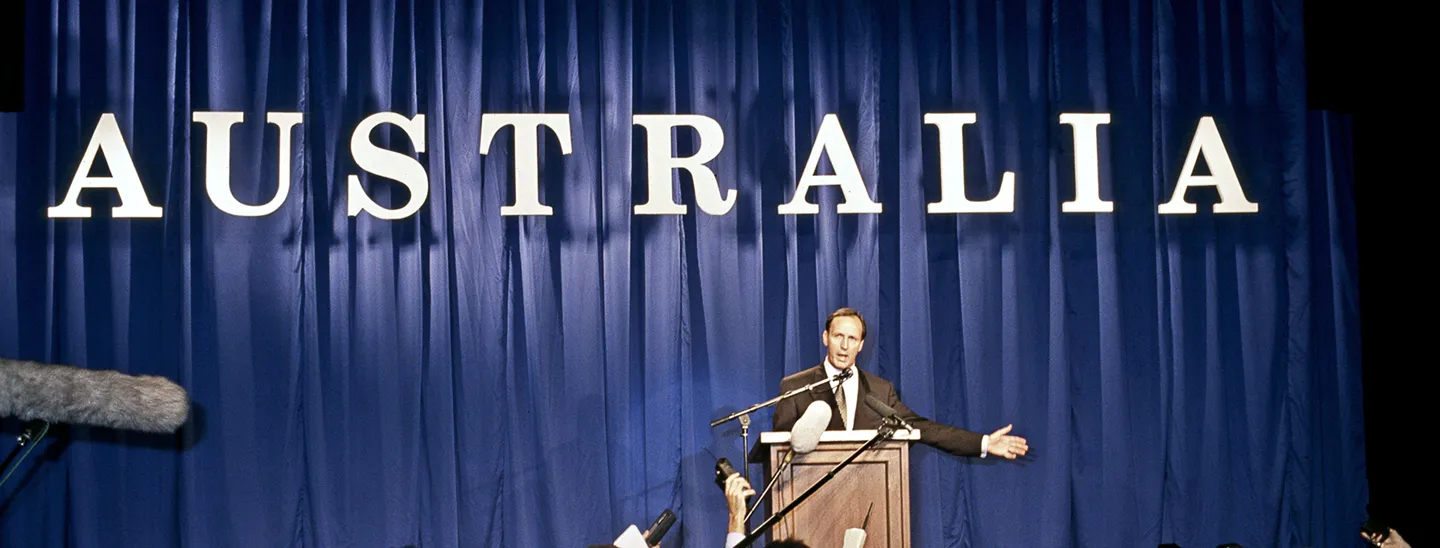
[48,112,1257,219]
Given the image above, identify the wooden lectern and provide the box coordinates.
[752,429,921,548]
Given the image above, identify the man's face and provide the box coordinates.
[823,316,865,370]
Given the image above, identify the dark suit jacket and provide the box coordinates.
[771,364,984,457]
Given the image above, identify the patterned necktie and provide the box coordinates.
[833,380,849,430]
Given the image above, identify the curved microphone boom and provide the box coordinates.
[745,400,830,522]
[1,358,190,433]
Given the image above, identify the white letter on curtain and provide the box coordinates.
[48,113,162,218]
[347,112,429,220]
[194,111,303,217]
[479,113,572,216]
[923,113,1014,213]
[1159,116,1258,214]
[779,114,881,214]
[632,114,734,215]
[1059,113,1113,213]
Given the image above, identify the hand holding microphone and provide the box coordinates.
[724,473,756,534]
[713,457,754,533]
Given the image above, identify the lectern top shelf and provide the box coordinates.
[758,429,921,445]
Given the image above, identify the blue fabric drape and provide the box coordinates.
[1,0,1366,546]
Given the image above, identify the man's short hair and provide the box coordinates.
[825,307,867,340]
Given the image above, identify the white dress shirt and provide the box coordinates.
[823,359,859,430]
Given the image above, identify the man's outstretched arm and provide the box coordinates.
[883,385,1027,459]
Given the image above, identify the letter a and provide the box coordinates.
[779,114,881,214]
[1159,116,1257,214]
[49,113,162,218]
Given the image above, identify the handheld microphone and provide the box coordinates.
[842,502,873,548]
[610,508,676,548]
[715,457,739,490]
[745,401,831,522]
[843,528,867,548]
[863,394,914,431]
[642,509,676,545]
[1,358,190,433]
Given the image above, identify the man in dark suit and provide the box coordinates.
[772,307,1029,459]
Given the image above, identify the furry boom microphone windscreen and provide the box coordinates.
[0,358,189,433]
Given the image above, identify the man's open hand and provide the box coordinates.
[987,424,1029,459]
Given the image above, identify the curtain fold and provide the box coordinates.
[1,0,1366,546]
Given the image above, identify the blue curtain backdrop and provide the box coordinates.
[0,0,1366,546]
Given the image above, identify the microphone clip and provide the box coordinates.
[881,414,915,431]
[881,414,915,432]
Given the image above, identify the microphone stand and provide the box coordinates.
[738,414,752,491]
[709,368,852,429]
[710,369,854,504]
[731,420,898,548]
[1,419,51,490]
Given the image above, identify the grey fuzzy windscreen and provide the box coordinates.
[0,358,189,433]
